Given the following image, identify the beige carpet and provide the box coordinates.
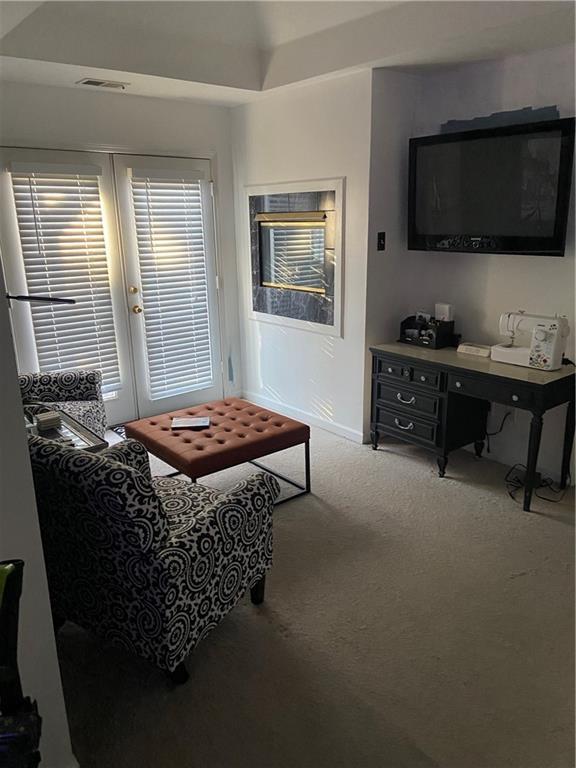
[58,428,574,768]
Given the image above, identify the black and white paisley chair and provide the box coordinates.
[19,369,107,439]
[28,435,279,683]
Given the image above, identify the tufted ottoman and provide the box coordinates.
[125,398,310,502]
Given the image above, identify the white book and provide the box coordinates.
[171,416,210,430]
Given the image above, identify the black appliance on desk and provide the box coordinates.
[398,315,460,349]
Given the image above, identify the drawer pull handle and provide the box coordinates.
[397,393,416,405]
[512,394,519,402]
[387,367,393,373]
[420,375,426,382]
[394,418,414,431]
[455,381,462,388]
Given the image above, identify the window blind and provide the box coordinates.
[130,175,214,399]
[11,172,121,393]
[268,225,326,291]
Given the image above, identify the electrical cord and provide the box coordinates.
[505,463,527,501]
[504,462,570,504]
[535,475,570,503]
[486,411,512,454]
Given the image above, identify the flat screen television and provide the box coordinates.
[408,118,575,256]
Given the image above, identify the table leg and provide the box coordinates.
[371,429,379,450]
[560,398,575,489]
[524,411,543,512]
[437,454,448,478]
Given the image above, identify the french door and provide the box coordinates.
[113,154,222,416]
[0,147,223,425]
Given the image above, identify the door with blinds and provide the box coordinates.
[113,155,222,415]
[0,148,224,424]
[0,148,137,425]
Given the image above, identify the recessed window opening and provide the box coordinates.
[257,211,328,294]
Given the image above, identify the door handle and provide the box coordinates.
[396,393,416,405]
[132,305,143,314]
[394,418,414,431]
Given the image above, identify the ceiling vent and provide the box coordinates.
[76,78,129,90]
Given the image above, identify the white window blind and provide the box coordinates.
[266,225,326,292]
[11,171,121,393]
[130,174,214,399]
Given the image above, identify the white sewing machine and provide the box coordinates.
[490,311,570,371]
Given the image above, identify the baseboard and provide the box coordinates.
[241,391,364,444]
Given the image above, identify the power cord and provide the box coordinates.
[505,463,526,501]
[486,411,512,454]
[505,463,569,504]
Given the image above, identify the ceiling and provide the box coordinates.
[31,2,395,50]
[0,1,573,105]
[0,1,396,50]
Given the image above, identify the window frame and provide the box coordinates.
[244,178,344,338]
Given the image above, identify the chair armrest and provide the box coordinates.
[19,369,103,404]
[223,471,281,508]
[162,472,280,548]
[99,439,152,481]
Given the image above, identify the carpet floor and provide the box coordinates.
[58,428,574,768]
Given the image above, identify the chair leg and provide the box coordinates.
[167,662,189,685]
[250,575,266,605]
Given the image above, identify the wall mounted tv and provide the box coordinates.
[408,118,575,257]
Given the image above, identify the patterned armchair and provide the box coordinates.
[19,369,107,439]
[27,436,279,682]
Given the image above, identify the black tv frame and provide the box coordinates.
[408,117,575,257]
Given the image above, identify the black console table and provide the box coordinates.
[370,342,575,511]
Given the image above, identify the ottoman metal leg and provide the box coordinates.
[250,440,311,505]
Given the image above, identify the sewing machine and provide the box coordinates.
[490,311,570,370]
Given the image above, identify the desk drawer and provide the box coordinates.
[375,406,438,447]
[375,357,411,381]
[374,355,443,391]
[412,367,442,391]
[447,373,535,409]
[376,382,441,420]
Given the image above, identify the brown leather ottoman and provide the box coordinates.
[125,398,310,500]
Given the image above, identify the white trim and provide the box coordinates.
[8,162,102,176]
[242,389,363,444]
[242,177,344,339]
[1,139,218,162]
[126,156,210,181]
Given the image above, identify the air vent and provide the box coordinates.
[76,78,129,90]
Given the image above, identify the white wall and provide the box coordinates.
[368,45,575,478]
[0,81,242,397]
[365,68,421,435]
[0,266,77,768]
[232,71,373,441]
